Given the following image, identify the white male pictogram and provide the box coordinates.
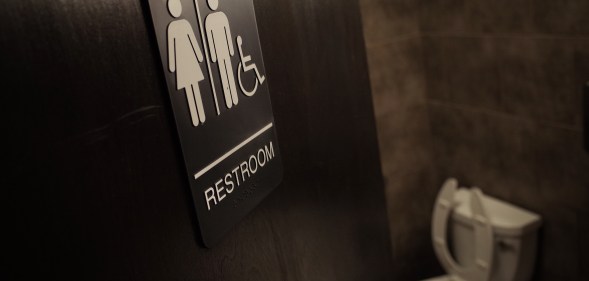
[205,0,238,109]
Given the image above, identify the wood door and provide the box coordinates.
[3,0,393,280]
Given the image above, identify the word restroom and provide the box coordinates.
[204,141,276,211]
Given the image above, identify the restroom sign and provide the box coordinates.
[147,0,283,247]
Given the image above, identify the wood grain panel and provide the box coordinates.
[3,0,392,280]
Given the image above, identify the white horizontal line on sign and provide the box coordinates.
[193,122,274,180]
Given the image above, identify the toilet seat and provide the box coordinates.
[430,179,494,281]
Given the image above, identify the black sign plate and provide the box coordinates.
[147,0,283,247]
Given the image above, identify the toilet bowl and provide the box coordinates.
[424,179,542,281]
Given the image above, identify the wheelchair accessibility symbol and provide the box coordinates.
[237,36,265,97]
[166,0,267,126]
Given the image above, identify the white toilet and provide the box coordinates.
[424,179,542,281]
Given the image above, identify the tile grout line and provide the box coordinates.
[421,32,589,41]
[426,99,583,133]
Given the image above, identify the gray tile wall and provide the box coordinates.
[360,0,442,279]
[422,1,589,279]
[361,0,589,279]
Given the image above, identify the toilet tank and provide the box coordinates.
[449,189,542,281]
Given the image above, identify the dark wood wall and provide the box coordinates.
[3,0,392,280]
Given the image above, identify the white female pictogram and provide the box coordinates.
[167,0,206,126]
